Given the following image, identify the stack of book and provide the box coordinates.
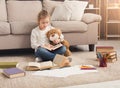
[96,46,117,63]
[105,51,117,63]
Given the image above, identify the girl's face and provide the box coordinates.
[38,17,50,30]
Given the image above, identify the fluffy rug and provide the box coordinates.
[0,40,120,88]
[59,80,120,88]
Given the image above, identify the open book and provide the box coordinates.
[26,61,54,71]
[44,43,63,51]
[26,54,71,71]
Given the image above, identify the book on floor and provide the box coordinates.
[0,62,18,68]
[3,67,25,78]
[53,54,69,67]
[96,46,114,53]
[26,61,54,71]
[26,54,71,71]
[80,65,96,70]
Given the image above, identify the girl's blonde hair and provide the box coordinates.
[37,10,50,22]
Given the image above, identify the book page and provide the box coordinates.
[43,44,63,51]
[42,44,52,51]
[27,61,53,71]
[28,62,41,68]
[40,61,53,70]
[52,43,63,50]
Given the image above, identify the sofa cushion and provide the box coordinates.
[0,22,10,35]
[7,1,42,21]
[10,22,38,34]
[43,0,63,15]
[82,13,102,24]
[51,21,88,33]
[0,0,7,21]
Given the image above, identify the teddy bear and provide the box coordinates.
[46,28,71,56]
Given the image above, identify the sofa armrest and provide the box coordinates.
[81,13,102,24]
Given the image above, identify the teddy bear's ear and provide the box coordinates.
[57,29,62,34]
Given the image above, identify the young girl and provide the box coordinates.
[31,10,71,64]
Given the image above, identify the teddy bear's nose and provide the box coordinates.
[52,34,55,37]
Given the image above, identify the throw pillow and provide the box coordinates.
[43,0,63,15]
[0,0,7,21]
[51,4,72,21]
[51,1,88,21]
[65,1,88,21]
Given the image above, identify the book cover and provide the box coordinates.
[96,46,114,52]
[0,62,18,68]
[26,61,53,71]
[80,65,96,70]
[96,46,114,49]
[3,67,25,78]
[53,54,68,67]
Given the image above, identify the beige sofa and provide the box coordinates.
[0,0,101,51]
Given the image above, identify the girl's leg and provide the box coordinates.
[52,46,66,55]
[35,47,55,61]
[35,46,66,61]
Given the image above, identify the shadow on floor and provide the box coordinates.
[0,46,89,56]
[70,46,86,52]
[0,48,34,56]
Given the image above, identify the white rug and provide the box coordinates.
[32,65,98,77]
[59,80,120,88]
